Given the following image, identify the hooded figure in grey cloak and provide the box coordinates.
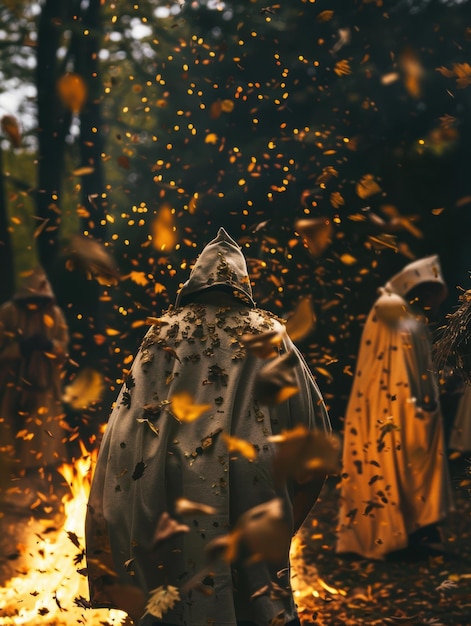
[86,228,331,626]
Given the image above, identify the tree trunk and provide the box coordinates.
[0,146,15,303]
[77,0,107,242]
[36,0,72,274]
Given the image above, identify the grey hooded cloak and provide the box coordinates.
[86,228,330,625]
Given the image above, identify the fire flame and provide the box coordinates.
[0,451,127,625]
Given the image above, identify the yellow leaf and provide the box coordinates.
[105,328,121,336]
[131,320,147,329]
[72,166,95,176]
[356,174,382,199]
[339,253,357,265]
[330,191,345,209]
[286,296,316,342]
[154,282,167,294]
[221,99,234,113]
[317,10,334,22]
[43,313,55,328]
[205,132,219,144]
[334,60,352,76]
[128,271,149,286]
[222,433,257,460]
[170,391,212,423]
[151,205,177,251]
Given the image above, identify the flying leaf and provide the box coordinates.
[254,351,300,405]
[152,512,190,547]
[1,115,21,147]
[170,391,212,422]
[356,174,382,199]
[125,271,149,286]
[72,166,95,176]
[269,425,341,484]
[222,433,257,460]
[174,498,217,516]
[62,368,105,409]
[57,72,87,113]
[144,585,180,619]
[334,60,352,76]
[151,205,177,251]
[236,498,291,562]
[64,234,119,286]
[240,329,283,359]
[285,297,316,342]
[295,218,333,257]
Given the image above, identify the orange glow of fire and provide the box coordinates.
[0,451,127,625]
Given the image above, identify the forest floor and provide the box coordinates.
[293,456,471,626]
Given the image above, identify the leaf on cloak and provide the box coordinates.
[254,351,300,405]
[136,418,159,436]
[222,433,257,460]
[208,364,229,385]
[295,218,333,257]
[356,174,382,199]
[64,234,120,286]
[152,512,190,548]
[240,330,283,359]
[269,425,341,484]
[170,391,212,423]
[285,297,316,342]
[200,427,223,451]
[132,460,147,480]
[363,500,384,516]
[162,346,181,362]
[236,498,291,563]
[174,498,217,516]
[63,368,105,409]
[121,391,132,409]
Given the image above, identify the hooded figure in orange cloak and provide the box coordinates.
[0,267,69,513]
[336,255,454,559]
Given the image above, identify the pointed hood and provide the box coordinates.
[175,228,255,307]
[13,267,55,302]
[384,254,447,301]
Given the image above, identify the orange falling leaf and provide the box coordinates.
[43,313,55,328]
[151,205,177,251]
[221,99,234,113]
[170,391,212,423]
[356,174,382,199]
[295,217,333,257]
[57,73,87,114]
[286,296,316,342]
[1,115,21,147]
[334,60,352,76]
[222,433,257,460]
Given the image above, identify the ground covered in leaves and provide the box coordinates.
[293,457,471,626]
